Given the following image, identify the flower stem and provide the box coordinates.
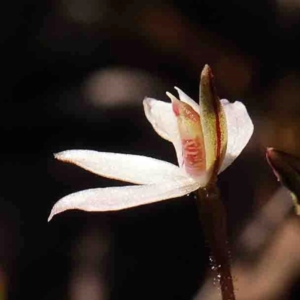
[196,185,236,300]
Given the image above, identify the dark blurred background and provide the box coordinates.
[2,0,300,299]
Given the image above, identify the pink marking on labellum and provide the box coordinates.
[182,138,206,176]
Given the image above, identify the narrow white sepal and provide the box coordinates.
[54,150,188,185]
[48,178,200,221]
[219,99,254,172]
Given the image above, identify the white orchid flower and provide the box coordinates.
[48,65,253,221]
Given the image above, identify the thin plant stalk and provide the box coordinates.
[196,185,235,300]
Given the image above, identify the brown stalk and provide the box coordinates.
[196,184,236,300]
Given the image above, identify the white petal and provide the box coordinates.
[174,86,200,114]
[219,99,254,173]
[143,97,178,142]
[48,178,200,220]
[55,150,188,185]
[143,98,183,166]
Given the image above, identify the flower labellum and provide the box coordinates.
[168,92,206,179]
[48,65,254,221]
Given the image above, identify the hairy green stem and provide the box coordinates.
[196,185,236,300]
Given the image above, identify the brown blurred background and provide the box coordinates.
[1,0,300,299]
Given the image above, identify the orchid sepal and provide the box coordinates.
[48,175,201,221]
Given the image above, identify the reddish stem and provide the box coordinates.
[196,185,236,300]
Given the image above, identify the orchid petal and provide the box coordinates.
[174,86,200,114]
[199,65,227,181]
[55,150,188,185]
[48,177,201,220]
[143,98,183,167]
[219,99,254,173]
[143,98,178,142]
